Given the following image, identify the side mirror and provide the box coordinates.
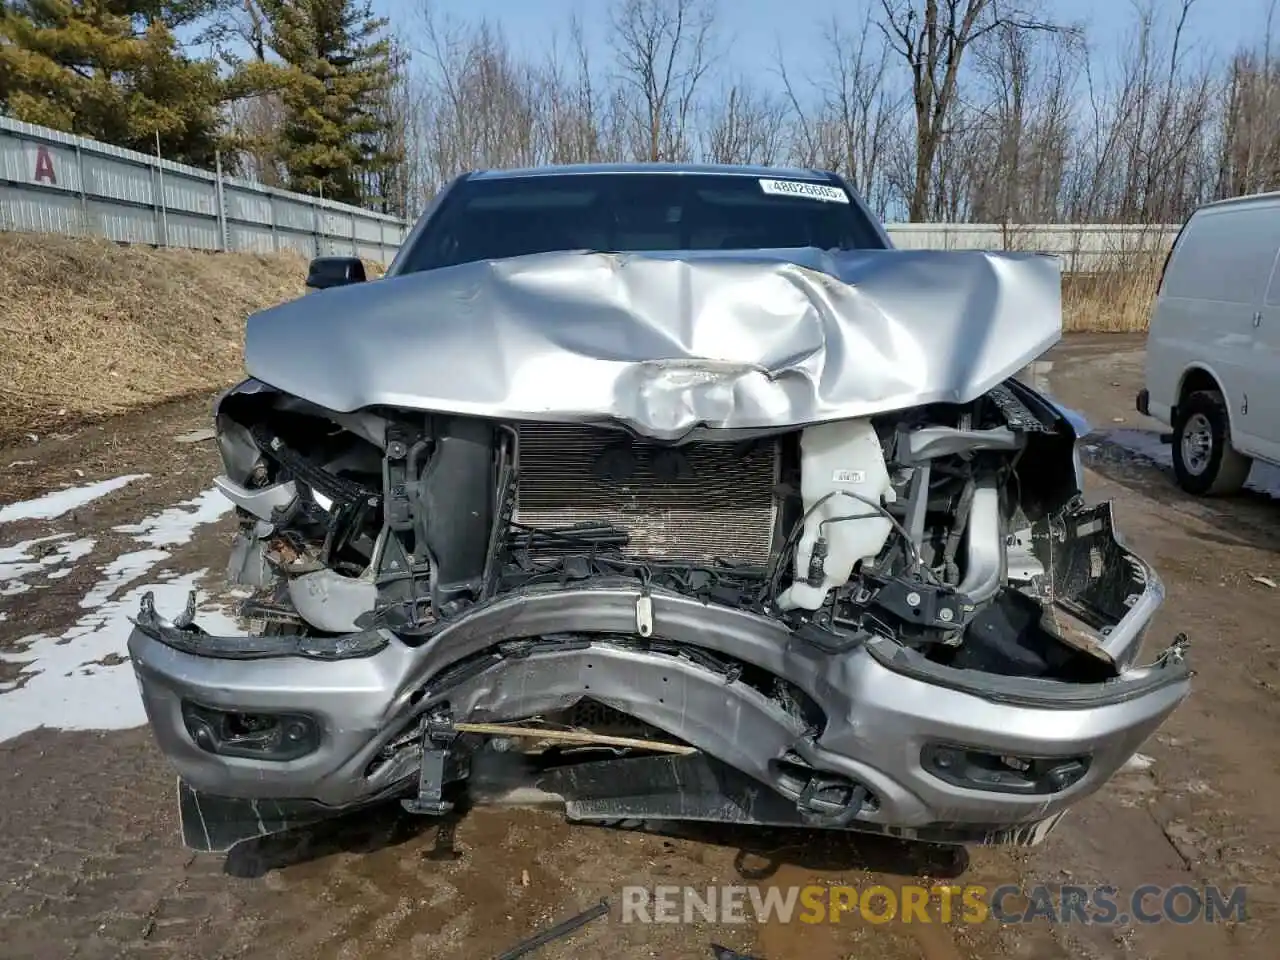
[306,256,367,290]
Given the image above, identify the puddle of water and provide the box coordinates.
[1100,428,1280,498]
[0,570,240,741]
[0,474,149,524]
[0,536,96,597]
[111,488,232,547]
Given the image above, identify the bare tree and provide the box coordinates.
[608,0,719,161]
[703,81,787,164]
[534,16,627,165]
[222,94,288,184]
[413,7,542,188]
[777,13,902,214]
[876,0,1065,220]
[1061,0,1216,224]
[362,37,414,216]
[963,19,1081,222]
[1216,0,1280,197]
[331,0,1280,222]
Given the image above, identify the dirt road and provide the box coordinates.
[1,336,1277,960]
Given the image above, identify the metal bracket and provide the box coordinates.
[795,775,868,828]
[1156,632,1191,667]
[635,590,654,637]
[401,710,461,816]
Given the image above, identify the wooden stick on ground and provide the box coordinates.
[450,722,697,756]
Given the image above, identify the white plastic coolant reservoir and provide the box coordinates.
[775,418,894,612]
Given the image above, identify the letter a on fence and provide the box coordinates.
[34,145,56,184]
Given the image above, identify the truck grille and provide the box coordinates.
[512,424,780,565]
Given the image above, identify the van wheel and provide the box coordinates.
[1172,390,1252,496]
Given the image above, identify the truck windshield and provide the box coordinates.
[396,172,888,274]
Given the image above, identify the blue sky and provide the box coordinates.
[378,0,1274,83]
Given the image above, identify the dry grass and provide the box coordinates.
[0,234,390,443]
[0,233,1160,442]
[1063,262,1162,334]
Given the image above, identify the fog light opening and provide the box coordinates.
[922,743,1091,795]
[182,702,320,762]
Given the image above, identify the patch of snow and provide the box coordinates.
[173,427,217,444]
[0,535,72,581]
[0,488,244,738]
[0,475,148,524]
[111,488,232,547]
[0,571,241,740]
[80,550,170,609]
[0,535,96,596]
[75,487,236,609]
[1100,429,1280,499]
[54,538,96,566]
[1122,752,1156,773]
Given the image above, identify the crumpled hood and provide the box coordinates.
[243,247,1062,440]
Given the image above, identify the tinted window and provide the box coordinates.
[397,173,887,274]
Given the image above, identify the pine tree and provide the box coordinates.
[0,1,229,166]
[257,0,399,205]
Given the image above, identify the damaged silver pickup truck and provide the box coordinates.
[128,164,1191,852]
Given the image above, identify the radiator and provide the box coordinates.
[512,424,781,565]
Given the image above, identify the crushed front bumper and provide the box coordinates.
[128,572,1191,850]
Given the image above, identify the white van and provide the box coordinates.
[1138,192,1280,495]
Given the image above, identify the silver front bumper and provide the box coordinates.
[128,581,1191,839]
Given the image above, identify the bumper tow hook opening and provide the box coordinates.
[401,710,462,817]
[796,776,868,828]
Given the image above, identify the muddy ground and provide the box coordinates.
[1,334,1277,960]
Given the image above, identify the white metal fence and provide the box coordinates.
[0,115,1182,271]
[0,116,407,265]
[886,222,1181,273]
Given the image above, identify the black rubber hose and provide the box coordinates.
[494,899,610,959]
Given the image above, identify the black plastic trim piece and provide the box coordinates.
[133,590,388,661]
[920,742,1091,795]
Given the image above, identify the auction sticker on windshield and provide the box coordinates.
[758,178,850,203]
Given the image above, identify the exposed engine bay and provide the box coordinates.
[214,376,1118,683]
